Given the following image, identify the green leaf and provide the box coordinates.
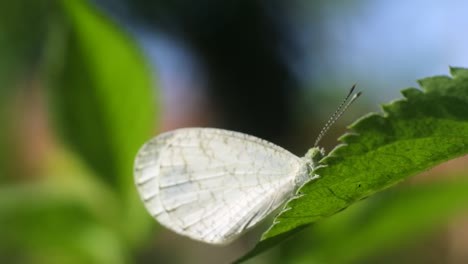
[47,0,159,244]
[50,0,158,192]
[284,176,468,264]
[0,184,128,264]
[238,67,468,262]
[0,149,128,264]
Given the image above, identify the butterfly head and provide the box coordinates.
[294,147,325,188]
[304,147,325,171]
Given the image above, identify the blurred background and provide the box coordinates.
[1,0,468,263]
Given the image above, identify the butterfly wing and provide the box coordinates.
[134,128,305,244]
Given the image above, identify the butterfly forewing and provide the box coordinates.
[134,128,305,244]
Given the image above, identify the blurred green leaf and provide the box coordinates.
[0,0,50,182]
[238,67,468,262]
[47,0,159,244]
[0,185,127,264]
[51,0,158,191]
[0,147,128,264]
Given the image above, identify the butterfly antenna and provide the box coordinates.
[313,84,362,147]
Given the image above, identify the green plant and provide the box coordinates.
[238,67,468,263]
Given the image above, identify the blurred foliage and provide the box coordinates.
[0,0,158,263]
[51,1,156,192]
[0,0,49,181]
[0,149,127,264]
[48,0,158,243]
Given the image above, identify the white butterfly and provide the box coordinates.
[134,86,360,245]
